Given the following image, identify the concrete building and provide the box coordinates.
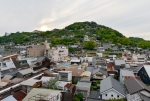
[58,71,72,82]
[27,40,50,57]
[51,46,68,62]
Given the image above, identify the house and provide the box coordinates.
[70,58,81,65]
[20,79,42,93]
[22,88,61,101]
[17,68,34,78]
[119,69,134,84]
[62,83,75,101]
[114,59,126,70]
[125,77,150,101]
[30,57,51,71]
[107,62,117,77]
[86,66,107,80]
[55,81,70,90]
[100,76,125,100]
[58,71,72,82]
[0,46,5,52]
[137,55,147,62]
[76,81,92,97]
[80,71,91,82]
[84,35,89,41]
[138,65,150,85]
[11,58,29,69]
[0,58,16,72]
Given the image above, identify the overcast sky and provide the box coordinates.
[0,0,150,40]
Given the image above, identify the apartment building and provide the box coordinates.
[51,46,68,62]
[27,41,50,57]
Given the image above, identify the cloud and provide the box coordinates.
[0,0,150,40]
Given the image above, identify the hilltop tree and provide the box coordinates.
[84,40,96,50]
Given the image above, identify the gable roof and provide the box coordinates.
[19,68,34,75]
[120,69,134,76]
[114,59,125,65]
[20,79,41,86]
[125,77,150,94]
[143,65,150,77]
[76,81,91,88]
[100,76,125,96]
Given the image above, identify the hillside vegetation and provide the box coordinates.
[0,21,150,49]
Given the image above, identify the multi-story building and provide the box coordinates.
[27,41,50,57]
[51,46,68,62]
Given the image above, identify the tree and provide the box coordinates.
[73,97,80,101]
[75,93,84,100]
[42,78,58,90]
[84,40,96,50]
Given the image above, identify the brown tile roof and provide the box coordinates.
[64,83,75,88]
[124,76,141,81]
[1,79,11,83]
[107,62,115,71]
[125,77,150,94]
[13,90,27,101]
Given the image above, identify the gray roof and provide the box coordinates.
[120,69,134,76]
[36,57,45,63]
[99,68,107,76]
[85,98,104,101]
[76,81,91,88]
[86,66,101,75]
[19,68,33,75]
[100,76,125,96]
[114,59,125,65]
[125,77,150,94]
[89,90,100,99]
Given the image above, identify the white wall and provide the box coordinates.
[101,89,124,100]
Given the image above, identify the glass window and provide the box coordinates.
[111,94,113,97]
[117,95,119,98]
[105,94,107,96]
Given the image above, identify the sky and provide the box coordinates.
[0,0,150,40]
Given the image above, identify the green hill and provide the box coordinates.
[0,21,149,49]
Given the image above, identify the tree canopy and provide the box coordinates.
[84,40,96,50]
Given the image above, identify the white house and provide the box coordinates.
[100,76,125,100]
[58,71,72,82]
[84,35,89,41]
[0,58,16,71]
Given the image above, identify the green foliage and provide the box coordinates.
[91,80,100,90]
[84,40,96,50]
[75,93,84,100]
[0,21,149,49]
[73,97,80,101]
[42,78,59,90]
[72,78,78,84]
[138,41,150,49]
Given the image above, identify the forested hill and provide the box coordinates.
[0,21,150,49]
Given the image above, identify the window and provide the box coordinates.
[111,94,113,97]
[57,94,59,100]
[117,95,119,98]
[105,94,107,96]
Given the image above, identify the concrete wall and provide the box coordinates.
[101,89,124,100]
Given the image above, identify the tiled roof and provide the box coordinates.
[124,76,141,81]
[125,77,150,94]
[64,83,75,88]
[13,90,27,101]
[100,76,125,96]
